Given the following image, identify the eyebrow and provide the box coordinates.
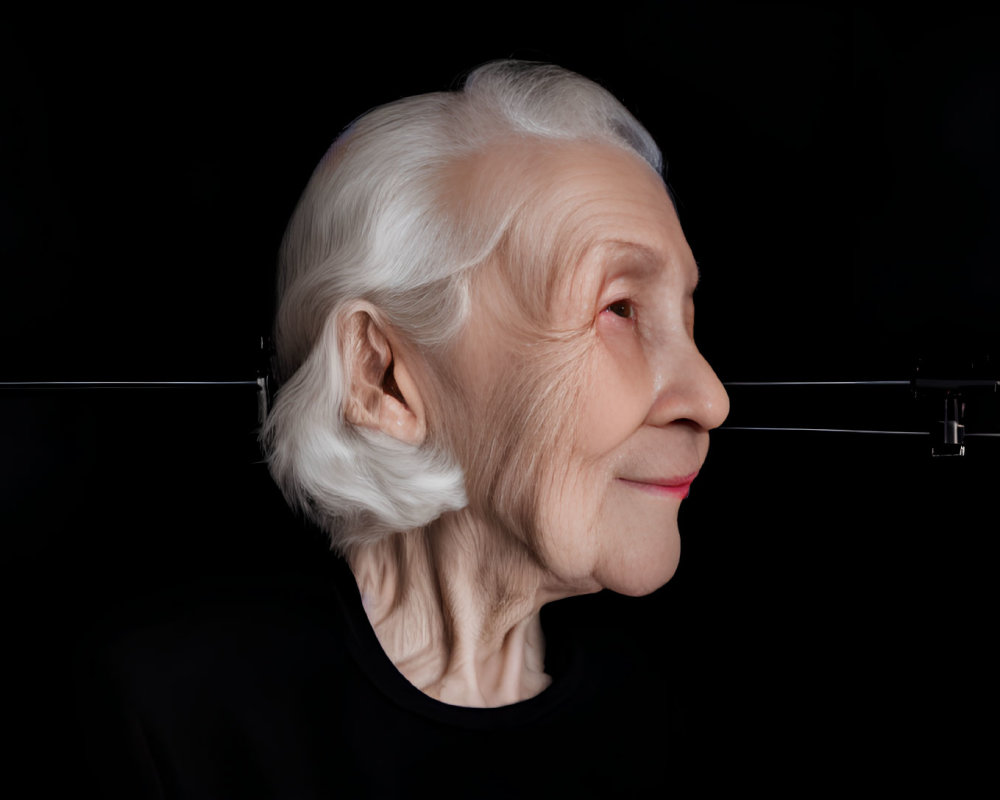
[594,239,700,293]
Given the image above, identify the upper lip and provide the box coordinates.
[621,470,699,487]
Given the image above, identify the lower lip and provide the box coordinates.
[618,476,696,499]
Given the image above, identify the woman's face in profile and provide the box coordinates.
[449,141,730,597]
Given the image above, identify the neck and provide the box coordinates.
[348,510,584,707]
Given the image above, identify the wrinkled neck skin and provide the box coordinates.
[348,510,596,708]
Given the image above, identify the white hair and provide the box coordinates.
[261,60,663,555]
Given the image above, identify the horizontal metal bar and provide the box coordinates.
[721,427,1000,437]
[913,379,998,389]
[4,379,992,390]
[722,381,911,387]
[0,381,260,388]
[720,427,927,435]
[724,379,997,389]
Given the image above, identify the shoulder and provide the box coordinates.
[73,568,357,798]
[80,566,357,707]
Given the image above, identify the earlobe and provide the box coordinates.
[341,305,427,446]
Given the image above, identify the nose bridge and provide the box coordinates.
[646,332,730,430]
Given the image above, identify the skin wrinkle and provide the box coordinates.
[347,140,729,707]
[355,513,551,706]
[435,254,592,560]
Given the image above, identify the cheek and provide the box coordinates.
[530,334,653,581]
[532,463,606,586]
[443,332,596,557]
[534,457,682,596]
[579,329,652,455]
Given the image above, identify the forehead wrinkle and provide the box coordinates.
[498,187,600,324]
[468,138,689,321]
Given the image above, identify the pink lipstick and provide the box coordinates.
[618,471,699,499]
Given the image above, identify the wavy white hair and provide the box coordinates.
[261,60,663,555]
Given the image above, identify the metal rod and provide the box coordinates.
[6,379,990,390]
[3,382,995,437]
[722,381,912,387]
[2,379,917,389]
[720,427,999,436]
[720,427,927,435]
[0,381,260,388]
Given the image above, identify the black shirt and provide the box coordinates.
[75,519,683,798]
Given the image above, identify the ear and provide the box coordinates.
[340,306,427,446]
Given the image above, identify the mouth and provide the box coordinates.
[617,471,699,499]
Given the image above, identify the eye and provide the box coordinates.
[604,299,635,319]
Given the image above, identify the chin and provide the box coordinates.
[599,535,681,597]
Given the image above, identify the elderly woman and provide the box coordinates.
[83,61,728,797]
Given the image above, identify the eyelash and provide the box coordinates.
[604,299,635,320]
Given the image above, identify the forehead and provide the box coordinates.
[468,139,697,310]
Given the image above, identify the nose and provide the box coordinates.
[645,340,730,431]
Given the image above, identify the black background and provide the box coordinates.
[4,5,998,793]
